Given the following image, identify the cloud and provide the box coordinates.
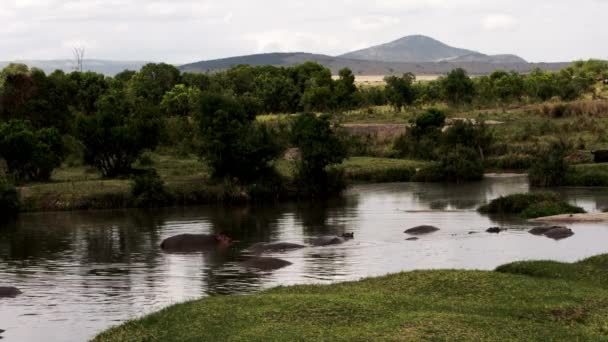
[482,14,516,31]
[350,16,401,30]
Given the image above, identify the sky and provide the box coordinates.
[1,0,607,64]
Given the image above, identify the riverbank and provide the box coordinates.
[94,254,608,341]
[16,155,428,212]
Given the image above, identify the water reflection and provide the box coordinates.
[2,176,608,342]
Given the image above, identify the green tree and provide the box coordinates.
[333,68,359,110]
[441,68,474,106]
[128,63,181,104]
[0,120,64,181]
[76,89,162,177]
[529,140,570,187]
[196,92,282,180]
[160,84,201,116]
[290,113,347,197]
[384,73,416,111]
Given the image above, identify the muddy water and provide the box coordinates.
[1,175,608,341]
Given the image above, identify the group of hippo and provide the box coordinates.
[159,232,355,271]
[405,224,575,240]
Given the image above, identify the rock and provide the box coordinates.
[242,257,292,271]
[246,242,306,254]
[404,225,440,235]
[529,226,574,240]
[0,287,21,298]
[486,227,503,234]
[406,237,419,241]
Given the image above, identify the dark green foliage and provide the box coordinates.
[441,68,474,105]
[131,169,170,207]
[384,73,415,111]
[128,63,181,104]
[359,86,387,107]
[333,68,359,110]
[414,146,484,183]
[442,120,493,160]
[160,84,201,116]
[76,89,162,177]
[68,71,109,114]
[0,180,19,218]
[528,140,570,187]
[291,113,347,197]
[196,92,283,181]
[0,120,64,181]
[478,192,585,218]
[394,108,445,160]
[114,70,136,83]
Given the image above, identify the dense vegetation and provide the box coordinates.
[0,59,607,212]
[95,254,608,341]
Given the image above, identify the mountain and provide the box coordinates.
[180,52,565,76]
[0,59,151,75]
[339,35,527,64]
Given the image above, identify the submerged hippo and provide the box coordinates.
[241,257,292,271]
[160,233,232,253]
[529,226,574,240]
[486,227,503,234]
[404,225,440,235]
[246,242,307,254]
[310,233,354,247]
[0,287,21,298]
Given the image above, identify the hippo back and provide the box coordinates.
[311,236,345,246]
[160,234,218,252]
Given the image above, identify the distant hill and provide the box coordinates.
[339,35,527,64]
[0,59,150,75]
[180,52,567,76]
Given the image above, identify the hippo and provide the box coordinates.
[310,233,354,247]
[246,242,307,254]
[0,287,21,298]
[486,227,503,234]
[160,233,232,253]
[404,225,440,235]
[406,237,419,241]
[529,226,574,240]
[241,257,292,271]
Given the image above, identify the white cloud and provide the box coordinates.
[482,14,516,31]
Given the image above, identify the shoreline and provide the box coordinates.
[93,253,608,341]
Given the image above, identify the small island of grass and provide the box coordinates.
[478,192,586,219]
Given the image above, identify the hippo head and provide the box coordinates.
[341,232,354,239]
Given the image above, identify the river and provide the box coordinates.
[2,175,608,341]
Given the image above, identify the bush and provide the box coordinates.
[0,120,64,181]
[0,180,19,219]
[478,192,585,219]
[394,108,445,160]
[414,146,484,183]
[130,170,170,207]
[529,140,570,187]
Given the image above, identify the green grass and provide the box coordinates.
[478,192,586,219]
[95,254,608,341]
[565,163,608,186]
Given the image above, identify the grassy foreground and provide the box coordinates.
[95,255,608,341]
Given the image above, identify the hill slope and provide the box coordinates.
[339,35,527,64]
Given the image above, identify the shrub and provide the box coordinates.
[130,170,170,207]
[394,108,445,160]
[528,140,570,187]
[0,120,64,181]
[478,192,585,219]
[414,146,484,183]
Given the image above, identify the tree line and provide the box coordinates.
[0,59,606,193]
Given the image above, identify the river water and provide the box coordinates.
[2,175,608,341]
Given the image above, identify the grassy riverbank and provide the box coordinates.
[17,154,426,212]
[95,254,608,341]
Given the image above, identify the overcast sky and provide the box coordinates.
[1,0,607,64]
